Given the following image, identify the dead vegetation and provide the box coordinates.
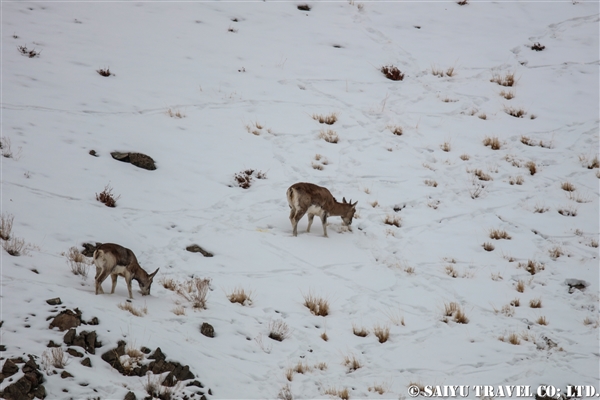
[319,129,339,144]
[424,179,438,187]
[471,168,493,181]
[482,242,495,251]
[558,205,578,217]
[96,184,120,207]
[548,245,564,259]
[176,277,211,309]
[380,65,404,81]
[516,280,526,293]
[303,292,330,316]
[3,237,33,256]
[537,316,548,325]
[324,387,350,400]
[65,246,91,278]
[518,260,545,275]
[525,161,537,175]
[234,169,267,189]
[499,332,521,345]
[483,136,501,150]
[368,382,390,395]
[0,212,14,241]
[509,175,524,185]
[118,302,148,317]
[373,324,390,343]
[18,45,41,58]
[383,214,402,227]
[431,65,456,77]
[227,287,254,306]
[387,125,403,136]
[166,108,185,118]
[42,348,68,371]
[561,181,576,192]
[500,90,515,100]
[312,112,338,125]
[343,353,362,372]
[529,298,542,308]
[268,319,291,341]
[442,302,469,324]
[460,154,470,161]
[352,324,368,337]
[504,106,527,118]
[440,141,451,152]
[490,71,516,87]
[489,229,511,240]
[96,67,112,77]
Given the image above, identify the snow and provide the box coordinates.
[1,1,599,399]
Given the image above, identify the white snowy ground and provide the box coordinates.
[1,1,599,399]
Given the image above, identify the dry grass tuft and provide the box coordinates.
[387,125,403,136]
[343,353,362,372]
[176,277,211,309]
[373,324,390,343]
[227,287,254,306]
[160,277,178,291]
[312,112,338,125]
[534,203,548,213]
[383,215,402,227]
[42,347,68,370]
[525,161,537,175]
[509,175,524,185]
[472,169,493,181]
[443,302,469,324]
[380,65,404,81]
[504,106,526,118]
[516,280,525,293]
[278,383,293,400]
[445,265,459,278]
[315,361,328,370]
[482,242,495,252]
[529,298,542,308]
[583,317,599,328]
[66,246,91,278]
[460,154,470,161]
[518,260,544,275]
[0,213,14,241]
[491,272,503,281]
[319,129,339,144]
[511,298,520,307]
[500,90,515,100]
[424,179,438,187]
[561,181,576,192]
[96,184,120,207]
[324,387,350,400]
[352,324,369,337]
[440,141,451,152]
[118,302,148,317]
[500,332,521,345]
[558,205,578,217]
[312,162,324,170]
[321,331,329,341]
[368,382,390,395]
[303,292,330,316]
[166,108,185,118]
[548,245,563,259]
[490,72,516,87]
[478,113,487,120]
[293,361,311,374]
[96,67,112,77]
[483,136,501,150]
[588,238,599,248]
[171,305,186,316]
[537,316,548,325]
[489,229,511,240]
[268,319,291,342]
[3,237,32,256]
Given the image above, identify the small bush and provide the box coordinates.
[18,45,40,58]
[483,136,501,150]
[380,65,404,81]
[0,212,14,240]
[177,277,211,309]
[383,215,401,227]
[548,245,563,259]
[504,106,526,118]
[500,332,521,345]
[268,319,291,341]
[529,298,542,308]
[534,203,548,213]
[96,184,120,208]
[525,161,537,175]
[324,387,350,400]
[227,287,253,306]
[303,292,330,316]
[159,278,178,291]
[66,246,91,278]
[352,324,368,337]
[519,260,544,275]
[234,169,266,189]
[472,169,493,181]
[3,237,29,256]
[490,72,516,87]
[319,129,339,144]
[442,302,469,324]
[516,280,525,293]
[373,324,390,343]
[489,229,511,240]
[537,316,548,325]
[445,265,458,278]
[500,90,515,100]
[561,181,576,192]
[42,348,68,371]
[368,383,389,395]
[278,383,293,400]
[343,353,362,372]
[312,112,338,125]
[118,302,148,317]
[96,67,112,77]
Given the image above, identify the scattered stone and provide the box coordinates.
[66,348,83,358]
[47,340,61,348]
[81,242,102,257]
[124,391,137,400]
[200,322,214,338]
[80,357,92,367]
[63,329,101,354]
[89,150,98,157]
[141,346,151,354]
[86,317,99,325]
[186,244,214,257]
[1,359,19,378]
[187,380,204,388]
[111,151,156,171]
[0,345,5,352]
[148,347,165,361]
[566,279,588,294]
[49,309,82,331]
[46,297,62,305]
[0,356,45,400]
[101,340,126,374]
[60,371,73,379]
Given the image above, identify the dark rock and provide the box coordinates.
[101,341,126,373]
[47,340,61,348]
[200,322,214,338]
[140,346,151,354]
[46,297,62,305]
[176,364,194,381]
[162,371,177,387]
[73,335,86,350]
[208,389,212,395]
[82,242,102,257]
[1,359,19,378]
[33,385,46,399]
[148,347,165,362]
[0,345,5,352]
[111,152,156,171]
[85,331,98,354]
[60,371,73,379]
[1,357,44,400]
[566,278,588,294]
[63,328,76,345]
[9,357,25,364]
[66,348,83,358]
[201,395,207,400]
[187,380,204,388]
[186,244,213,257]
[80,357,92,367]
[49,309,82,331]
[124,391,137,400]
[22,357,40,374]
[89,150,98,157]
[87,317,99,325]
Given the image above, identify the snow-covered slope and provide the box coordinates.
[2,1,599,399]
